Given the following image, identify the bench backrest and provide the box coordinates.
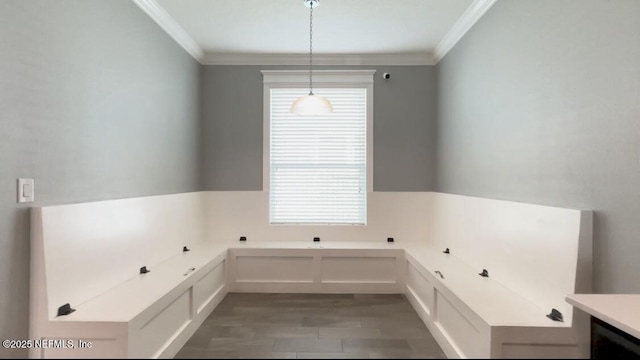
[205,191,432,243]
[32,192,206,319]
[425,192,592,324]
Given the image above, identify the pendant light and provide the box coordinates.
[290,0,334,115]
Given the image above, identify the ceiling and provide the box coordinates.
[137,0,496,64]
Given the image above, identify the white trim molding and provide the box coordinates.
[131,0,205,62]
[204,53,434,66]
[432,0,497,63]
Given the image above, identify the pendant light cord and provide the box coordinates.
[309,1,314,96]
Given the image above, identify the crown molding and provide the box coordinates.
[433,0,497,64]
[202,53,436,66]
[131,0,204,62]
[133,0,495,66]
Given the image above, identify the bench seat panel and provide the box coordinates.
[406,262,435,316]
[236,256,314,283]
[436,291,487,358]
[131,289,192,358]
[321,257,396,283]
[194,261,226,314]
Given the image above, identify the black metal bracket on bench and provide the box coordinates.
[443,248,450,254]
[387,237,394,243]
[313,237,320,242]
[183,246,190,252]
[547,308,564,322]
[239,236,247,242]
[479,269,489,277]
[140,266,150,274]
[57,303,76,317]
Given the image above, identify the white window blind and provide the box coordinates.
[269,88,367,224]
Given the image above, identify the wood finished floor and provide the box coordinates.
[175,293,446,359]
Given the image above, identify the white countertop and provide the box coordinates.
[566,294,640,339]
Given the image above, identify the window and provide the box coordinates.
[262,70,374,225]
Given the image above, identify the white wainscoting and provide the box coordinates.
[205,191,432,243]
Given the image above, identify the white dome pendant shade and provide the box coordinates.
[290,93,334,115]
[290,0,333,116]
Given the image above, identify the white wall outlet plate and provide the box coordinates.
[17,178,35,203]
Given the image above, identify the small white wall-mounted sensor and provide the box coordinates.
[383,73,391,80]
[17,178,35,203]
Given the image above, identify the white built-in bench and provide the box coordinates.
[30,191,592,359]
[29,193,230,358]
[403,193,593,358]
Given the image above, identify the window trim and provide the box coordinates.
[261,70,375,223]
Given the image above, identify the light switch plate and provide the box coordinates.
[17,178,35,203]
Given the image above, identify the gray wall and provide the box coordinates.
[201,65,438,191]
[0,1,201,357]
[436,0,640,293]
